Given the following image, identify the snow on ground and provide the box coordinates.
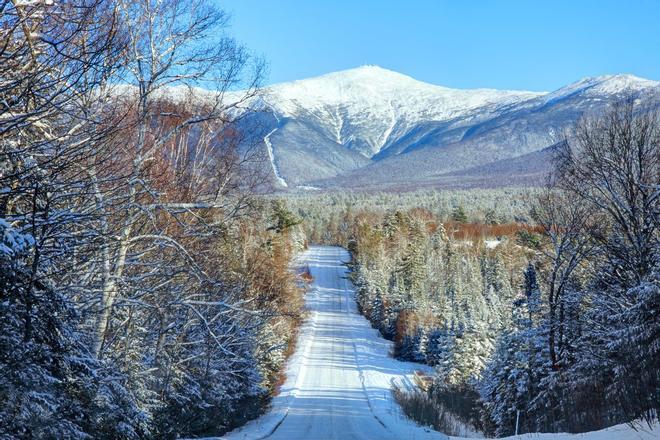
[484,239,501,249]
[296,185,321,191]
[206,246,659,440]
[478,422,660,440]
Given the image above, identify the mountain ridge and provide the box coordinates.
[253,65,546,159]
[228,66,659,190]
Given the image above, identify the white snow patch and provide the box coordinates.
[379,98,397,150]
[484,239,501,249]
[264,126,288,188]
[332,103,344,144]
[466,421,660,440]
[296,185,321,191]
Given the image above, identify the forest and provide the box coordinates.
[305,103,659,436]
[1,1,306,438]
[1,0,658,439]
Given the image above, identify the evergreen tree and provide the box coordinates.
[451,205,469,223]
[485,209,499,225]
[397,241,426,304]
[269,200,302,236]
[425,328,448,366]
[524,263,542,322]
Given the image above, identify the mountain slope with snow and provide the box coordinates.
[259,66,544,158]
[230,67,659,189]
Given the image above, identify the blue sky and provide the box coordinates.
[221,0,659,92]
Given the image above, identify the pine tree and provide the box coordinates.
[524,263,542,322]
[425,328,445,366]
[397,242,426,304]
[451,205,468,223]
[269,200,302,234]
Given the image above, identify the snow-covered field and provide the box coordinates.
[213,246,659,440]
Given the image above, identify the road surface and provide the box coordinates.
[222,246,446,440]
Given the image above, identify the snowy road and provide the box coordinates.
[217,246,660,440]
[222,246,447,440]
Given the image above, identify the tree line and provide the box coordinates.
[287,186,537,245]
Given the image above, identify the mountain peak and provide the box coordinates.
[276,65,439,93]
[259,66,544,158]
[322,64,418,81]
[264,65,543,108]
[339,64,398,74]
[281,65,544,95]
[221,68,659,189]
[577,73,657,91]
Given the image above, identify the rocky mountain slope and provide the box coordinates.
[231,66,659,190]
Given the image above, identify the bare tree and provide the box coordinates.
[530,189,598,369]
[1,0,122,341]
[0,2,147,437]
[554,99,659,424]
[85,0,266,358]
[555,100,659,286]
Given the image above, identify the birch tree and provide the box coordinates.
[87,0,265,359]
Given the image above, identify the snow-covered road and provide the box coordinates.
[217,246,659,440]
[222,246,447,440]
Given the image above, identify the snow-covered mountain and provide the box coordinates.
[258,66,543,157]
[233,66,659,190]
